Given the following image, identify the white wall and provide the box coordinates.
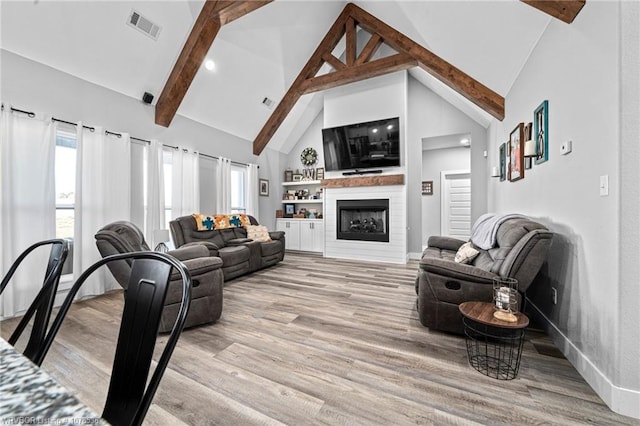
[486,1,639,418]
[1,49,283,229]
[407,76,487,255]
[421,147,470,246]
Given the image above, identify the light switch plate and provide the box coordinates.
[560,140,573,155]
[600,175,609,196]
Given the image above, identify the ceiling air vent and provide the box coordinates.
[127,9,161,41]
[262,97,275,110]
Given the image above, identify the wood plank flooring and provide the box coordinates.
[2,252,636,425]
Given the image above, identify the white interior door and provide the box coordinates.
[441,170,471,240]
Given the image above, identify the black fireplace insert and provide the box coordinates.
[337,199,389,242]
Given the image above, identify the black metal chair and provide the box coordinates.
[34,252,192,426]
[0,239,69,364]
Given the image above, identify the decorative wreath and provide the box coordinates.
[300,147,318,166]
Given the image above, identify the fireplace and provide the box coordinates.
[337,199,389,242]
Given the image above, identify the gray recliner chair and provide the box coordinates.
[95,221,224,333]
[415,216,552,334]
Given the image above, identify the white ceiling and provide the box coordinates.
[0,0,551,154]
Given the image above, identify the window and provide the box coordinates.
[55,129,76,274]
[230,165,246,213]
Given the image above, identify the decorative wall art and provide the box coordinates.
[422,181,434,195]
[499,143,506,182]
[259,178,269,196]
[509,123,524,182]
[534,100,549,165]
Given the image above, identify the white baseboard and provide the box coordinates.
[527,300,640,420]
[408,252,422,260]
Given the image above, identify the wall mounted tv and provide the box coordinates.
[322,117,400,172]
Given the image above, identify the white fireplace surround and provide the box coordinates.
[324,185,407,263]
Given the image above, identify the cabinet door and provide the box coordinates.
[277,220,300,250]
[299,222,314,252]
[311,220,324,253]
[299,220,324,253]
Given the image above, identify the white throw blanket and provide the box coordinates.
[470,213,525,250]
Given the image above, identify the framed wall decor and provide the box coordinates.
[421,181,433,195]
[315,167,324,180]
[284,203,295,218]
[534,100,549,165]
[509,123,524,182]
[499,143,507,181]
[292,173,303,182]
[284,170,293,182]
[259,178,269,196]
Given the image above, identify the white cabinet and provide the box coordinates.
[276,220,301,250]
[276,219,324,254]
[299,220,324,253]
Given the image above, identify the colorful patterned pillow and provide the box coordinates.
[213,214,252,229]
[193,213,216,231]
[246,225,271,242]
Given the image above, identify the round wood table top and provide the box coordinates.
[459,301,529,329]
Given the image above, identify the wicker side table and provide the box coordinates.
[459,301,529,380]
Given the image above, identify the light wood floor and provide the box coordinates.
[2,252,636,425]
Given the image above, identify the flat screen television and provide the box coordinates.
[322,117,400,172]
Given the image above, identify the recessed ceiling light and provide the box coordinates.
[204,59,215,71]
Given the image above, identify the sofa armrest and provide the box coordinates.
[167,244,209,261]
[227,238,253,246]
[427,236,467,252]
[180,241,220,257]
[419,257,497,284]
[269,231,285,240]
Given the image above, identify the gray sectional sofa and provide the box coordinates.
[170,215,285,281]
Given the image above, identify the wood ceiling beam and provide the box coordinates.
[348,3,504,121]
[521,0,586,24]
[252,2,505,155]
[252,6,352,155]
[301,53,417,95]
[345,17,357,66]
[322,53,346,71]
[355,33,382,65]
[155,0,272,127]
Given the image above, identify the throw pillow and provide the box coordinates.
[246,225,272,242]
[193,213,216,231]
[214,214,252,229]
[454,242,480,264]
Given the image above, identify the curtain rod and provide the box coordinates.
[3,104,257,168]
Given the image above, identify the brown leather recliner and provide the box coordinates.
[95,221,224,333]
[416,216,552,334]
[170,215,285,281]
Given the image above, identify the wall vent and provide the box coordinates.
[127,9,161,41]
[262,97,275,109]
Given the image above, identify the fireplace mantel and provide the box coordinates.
[320,174,404,188]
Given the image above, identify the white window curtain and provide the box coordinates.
[145,139,165,248]
[172,148,200,218]
[216,157,231,213]
[0,108,56,318]
[74,126,131,298]
[246,163,259,218]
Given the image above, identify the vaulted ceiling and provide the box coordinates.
[0,1,555,154]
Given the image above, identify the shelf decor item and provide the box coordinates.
[421,181,433,195]
[284,169,293,182]
[493,277,519,322]
[316,167,324,180]
[300,147,318,167]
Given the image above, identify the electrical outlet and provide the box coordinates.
[551,287,558,305]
